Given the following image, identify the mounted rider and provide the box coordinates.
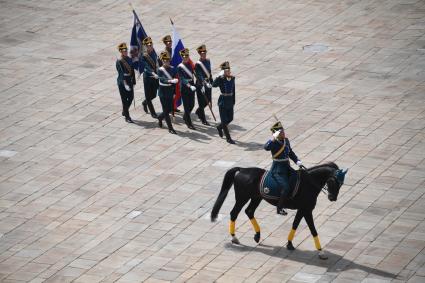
[264,121,303,215]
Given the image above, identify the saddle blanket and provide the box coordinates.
[260,169,302,200]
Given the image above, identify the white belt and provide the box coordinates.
[221,93,233,96]
[159,81,172,87]
[123,74,131,77]
[272,158,288,162]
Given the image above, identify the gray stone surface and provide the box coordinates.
[0,0,424,282]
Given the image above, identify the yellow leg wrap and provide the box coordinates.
[229,221,235,236]
[288,229,296,241]
[250,218,260,233]
[314,236,322,250]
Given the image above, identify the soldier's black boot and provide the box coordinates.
[142,100,149,114]
[147,100,157,118]
[125,114,133,123]
[223,124,235,144]
[157,114,163,128]
[199,108,209,125]
[216,123,223,138]
[165,115,177,134]
[187,114,195,130]
[195,108,201,120]
[183,113,189,127]
[277,193,288,215]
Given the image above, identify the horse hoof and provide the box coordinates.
[231,236,240,245]
[254,232,260,243]
[318,250,328,260]
[287,241,295,250]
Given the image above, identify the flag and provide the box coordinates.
[130,10,156,74]
[170,19,193,109]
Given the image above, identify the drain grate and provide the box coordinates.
[303,43,329,53]
[0,150,17,158]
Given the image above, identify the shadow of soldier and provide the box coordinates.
[233,141,264,151]
[176,129,212,144]
[224,242,397,280]
[132,119,158,129]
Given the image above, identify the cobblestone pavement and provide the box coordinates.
[1,0,425,282]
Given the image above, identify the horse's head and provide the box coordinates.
[326,168,348,201]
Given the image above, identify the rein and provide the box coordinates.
[321,184,328,195]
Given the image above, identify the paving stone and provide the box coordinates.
[1,0,425,282]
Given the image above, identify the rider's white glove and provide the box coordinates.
[190,85,196,92]
[296,160,303,166]
[152,73,159,79]
[219,70,224,77]
[124,82,131,91]
[169,78,178,84]
[206,83,212,88]
[272,130,281,140]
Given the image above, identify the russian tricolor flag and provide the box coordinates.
[170,19,193,109]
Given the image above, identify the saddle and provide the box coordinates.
[260,168,303,200]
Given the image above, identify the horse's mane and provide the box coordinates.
[307,162,339,173]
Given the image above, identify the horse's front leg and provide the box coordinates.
[304,210,327,260]
[286,209,303,250]
[245,198,262,243]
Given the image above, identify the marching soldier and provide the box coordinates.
[116,42,136,123]
[157,51,178,134]
[212,61,236,144]
[177,48,196,129]
[140,36,159,118]
[160,35,181,113]
[161,35,172,62]
[194,44,213,125]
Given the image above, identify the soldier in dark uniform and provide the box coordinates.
[194,44,213,125]
[157,51,178,134]
[212,61,236,144]
[116,42,136,123]
[162,35,172,61]
[264,122,303,215]
[177,48,196,129]
[159,35,181,114]
[140,36,159,118]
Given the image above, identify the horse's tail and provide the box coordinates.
[211,167,241,222]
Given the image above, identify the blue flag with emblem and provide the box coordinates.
[130,9,157,74]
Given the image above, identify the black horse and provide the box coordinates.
[211,162,347,259]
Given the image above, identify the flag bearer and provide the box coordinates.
[140,36,159,118]
[194,44,213,125]
[177,48,196,129]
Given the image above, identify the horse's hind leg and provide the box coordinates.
[304,210,327,260]
[245,198,262,243]
[287,209,304,250]
[229,197,249,244]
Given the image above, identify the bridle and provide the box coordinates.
[300,166,346,197]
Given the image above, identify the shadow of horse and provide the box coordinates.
[224,242,397,279]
